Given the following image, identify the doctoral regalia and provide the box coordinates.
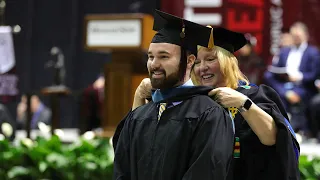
[113,86,235,180]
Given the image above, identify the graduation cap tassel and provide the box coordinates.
[207,25,214,49]
[180,20,185,38]
[179,20,188,82]
[180,27,185,38]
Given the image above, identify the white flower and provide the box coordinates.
[1,122,13,137]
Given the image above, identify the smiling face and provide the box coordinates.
[147,43,183,89]
[193,47,226,88]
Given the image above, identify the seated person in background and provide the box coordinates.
[309,79,320,142]
[16,95,51,129]
[264,22,320,137]
[79,74,104,133]
[0,103,15,139]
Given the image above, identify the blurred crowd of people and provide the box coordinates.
[0,74,105,138]
[238,22,320,143]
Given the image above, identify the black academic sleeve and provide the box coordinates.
[112,110,132,151]
[112,111,133,180]
[246,84,300,179]
[182,106,234,180]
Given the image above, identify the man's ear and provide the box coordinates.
[187,54,196,68]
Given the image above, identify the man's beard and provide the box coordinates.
[149,64,186,90]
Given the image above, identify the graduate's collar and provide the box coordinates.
[152,79,194,103]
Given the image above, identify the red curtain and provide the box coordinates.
[161,0,320,64]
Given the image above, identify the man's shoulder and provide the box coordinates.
[183,95,231,124]
[306,45,320,54]
[307,44,319,50]
[276,47,289,58]
[188,94,216,103]
[131,102,157,117]
[183,94,223,112]
[280,47,291,53]
[40,107,51,117]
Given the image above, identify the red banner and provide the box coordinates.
[161,0,320,64]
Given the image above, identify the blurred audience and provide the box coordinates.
[264,22,320,138]
[237,33,265,85]
[16,95,51,129]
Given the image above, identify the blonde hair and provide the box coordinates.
[191,46,249,89]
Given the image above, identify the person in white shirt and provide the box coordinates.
[264,22,320,138]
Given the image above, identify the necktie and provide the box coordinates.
[158,103,167,120]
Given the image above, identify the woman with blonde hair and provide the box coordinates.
[118,27,300,179]
[193,37,300,178]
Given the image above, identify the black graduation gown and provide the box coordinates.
[113,86,235,180]
[231,84,300,180]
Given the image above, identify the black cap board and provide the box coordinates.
[151,9,247,53]
[210,27,248,53]
[151,9,214,54]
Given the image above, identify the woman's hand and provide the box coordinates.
[209,87,248,108]
[132,78,152,110]
[210,87,277,146]
[135,78,152,99]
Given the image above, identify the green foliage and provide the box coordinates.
[2,135,319,180]
[0,135,114,180]
[299,155,320,180]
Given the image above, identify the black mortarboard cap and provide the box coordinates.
[151,9,214,54]
[210,27,248,53]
